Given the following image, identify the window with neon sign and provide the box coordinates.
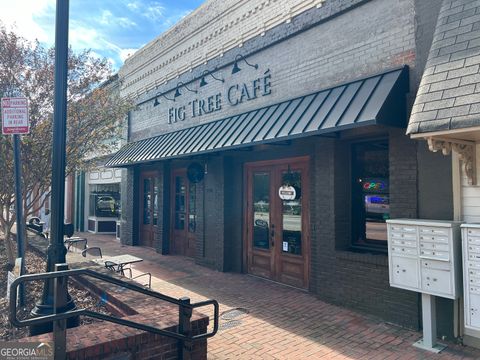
[352,140,389,249]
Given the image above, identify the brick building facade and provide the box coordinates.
[108,0,456,335]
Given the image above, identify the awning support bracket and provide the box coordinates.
[427,136,477,185]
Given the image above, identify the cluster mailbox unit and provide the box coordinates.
[461,224,480,338]
[387,219,462,352]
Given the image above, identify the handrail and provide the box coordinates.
[9,267,219,343]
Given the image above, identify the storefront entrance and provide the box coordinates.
[245,157,310,289]
[170,169,196,258]
[139,171,160,248]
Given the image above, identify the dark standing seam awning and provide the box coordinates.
[106,66,408,167]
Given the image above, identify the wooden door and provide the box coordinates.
[171,169,196,257]
[245,157,310,289]
[246,165,276,280]
[139,171,160,248]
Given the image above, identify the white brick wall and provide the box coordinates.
[119,0,325,99]
[129,0,416,140]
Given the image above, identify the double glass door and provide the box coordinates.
[245,158,309,289]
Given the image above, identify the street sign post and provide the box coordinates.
[1,97,29,135]
[1,95,28,306]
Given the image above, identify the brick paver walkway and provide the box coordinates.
[66,233,480,359]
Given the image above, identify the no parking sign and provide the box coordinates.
[1,97,29,135]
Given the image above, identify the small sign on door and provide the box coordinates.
[283,241,289,252]
[278,185,296,200]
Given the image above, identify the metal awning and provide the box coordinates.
[106,66,408,167]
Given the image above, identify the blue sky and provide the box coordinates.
[0,0,205,70]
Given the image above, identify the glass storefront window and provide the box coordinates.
[153,178,159,225]
[189,183,196,233]
[352,140,389,249]
[253,172,270,250]
[175,176,186,230]
[143,178,151,225]
[89,183,120,218]
[281,170,302,255]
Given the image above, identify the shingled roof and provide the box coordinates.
[407,0,480,135]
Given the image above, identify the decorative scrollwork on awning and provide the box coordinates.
[427,137,477,185]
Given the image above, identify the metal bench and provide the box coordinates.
[64,237,88,252]
[81,246,102,258]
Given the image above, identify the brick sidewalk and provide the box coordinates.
[67,233,480,359]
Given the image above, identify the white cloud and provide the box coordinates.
[99,10,114,25]
[116,17,137,28]
[0,0,55,43]
[126,1,140,11]
[0,0,199,70]
[99,9,136,28]
[68,22,138,68]
[144,3,166,21]
[69,23,118,51]
[69,25,102,51]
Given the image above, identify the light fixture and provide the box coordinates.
[199,70,224,87]
[153,92,175,106]
[174,82,197,97]
[231,54,258,74]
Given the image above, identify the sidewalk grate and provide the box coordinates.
[220,308,249,321]
[219,320,242,330]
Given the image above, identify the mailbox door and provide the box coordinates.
[390,256,419,289]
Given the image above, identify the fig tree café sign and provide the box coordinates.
[1,97,30,134]
[168,69,272,124]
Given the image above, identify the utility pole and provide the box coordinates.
[13,133,25,306]
[30,0,79,335]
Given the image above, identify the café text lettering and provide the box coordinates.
[168,70,272,124]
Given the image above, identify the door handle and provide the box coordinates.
[270,224,275,247]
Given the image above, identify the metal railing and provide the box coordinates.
[9,264,219,360]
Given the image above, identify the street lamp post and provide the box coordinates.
[30,0,79,335]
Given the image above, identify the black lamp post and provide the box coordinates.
[30,0,79,335]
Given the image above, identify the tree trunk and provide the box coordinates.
[23,227,28,250]
[4,228,15,266]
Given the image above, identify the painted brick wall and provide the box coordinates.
[310,133,420,328]
[196,157,225,271]
[120,0,327,99]
[128,0,416,142]
[118,0,452,333]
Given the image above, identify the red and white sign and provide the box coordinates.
[1,97,29,135]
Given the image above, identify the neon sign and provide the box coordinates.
[363,181,386,191]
